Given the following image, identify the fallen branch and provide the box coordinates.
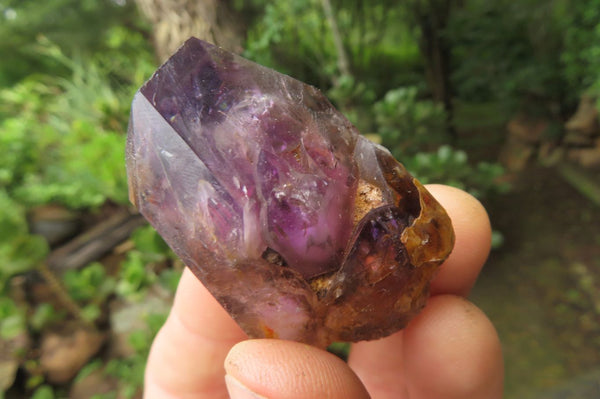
[47,210,146,273]
[557,163,600,208]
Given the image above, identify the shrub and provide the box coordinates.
[375,86,508,198]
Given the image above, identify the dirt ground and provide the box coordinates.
[470,166,600,398]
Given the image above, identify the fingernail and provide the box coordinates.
[225,374,267,399]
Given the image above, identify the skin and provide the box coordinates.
[144,184,504,399]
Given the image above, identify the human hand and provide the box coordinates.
[144,185,504,399]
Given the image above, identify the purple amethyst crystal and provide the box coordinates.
[126,38,454,347]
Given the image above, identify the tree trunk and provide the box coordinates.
[412,0,457,140]
[320,0,351,80]
[135,0,245,61]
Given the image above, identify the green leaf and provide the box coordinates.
[29,303,65,332]
[31,385,54,399]
[80,304,101,323]
[0,298,26,340]
[491,230,505,250]
[0,191,48,282]
[127,330,150,353]
[158,269,182,294]
[63,262,115,303]
[116,251,156,300]
[0,314,26,340]
[131,226,170,261]
[74,359,103,383]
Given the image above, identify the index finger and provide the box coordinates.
[348,185,500,399]
[427,184,492,296]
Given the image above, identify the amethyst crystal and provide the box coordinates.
[126,38,454,347]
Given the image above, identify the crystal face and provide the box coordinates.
[126,38,454,347]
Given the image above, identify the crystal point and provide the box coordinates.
[126,38,454,347]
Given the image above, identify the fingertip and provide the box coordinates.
[403,295,504,399]
[225,340,370,399]
[425,185,492,296]
[144,268,246,398]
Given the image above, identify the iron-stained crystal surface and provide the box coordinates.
[126,38,454,347]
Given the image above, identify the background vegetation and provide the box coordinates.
[1,0,599,397]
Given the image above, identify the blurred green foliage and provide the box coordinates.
[561,0,600,95]
[448,1,565,108]
[242,0,600,198]
[29,303,65,332]
[0,15,155,295]
[30,385,55,399]
[405,146,509,198]
[448,0,600,113]
[0,3,166,395]
[0,0,146,86]
[68,312,170,399]
[375,86,447,155]
[0,296,27,339]
[116,225,174,300]
[373,87,508,197]
[242,0,510,196]
[0,190,49,291]
[104,312,168,398]
[0,33,153,209]
[243,0,421,96]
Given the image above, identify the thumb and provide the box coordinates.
[224,339,370,399]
